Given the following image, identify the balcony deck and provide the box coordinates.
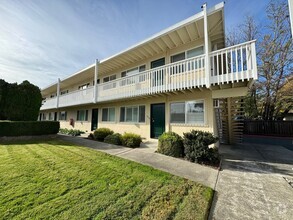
[40,41,257,110]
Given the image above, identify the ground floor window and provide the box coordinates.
[170,100,204,124]
[120,105,145,123]
[48,112,54,121]
[77,110,88,121]
[102,107,115,122]
[59,111,67,120]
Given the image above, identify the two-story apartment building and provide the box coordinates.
[40,2,257,144]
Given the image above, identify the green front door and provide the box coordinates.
[91,108,98,131]
[150,103,165,138]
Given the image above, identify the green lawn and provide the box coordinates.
[0,140,213,220]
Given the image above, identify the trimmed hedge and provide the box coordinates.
[0,121,60,137]
[93,128,114,141]
[121,133,142,148]
[104,133,122,145]
[157,132,184,157]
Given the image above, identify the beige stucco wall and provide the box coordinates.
[42,89,215,140]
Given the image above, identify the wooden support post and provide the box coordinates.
[227,97,233,144]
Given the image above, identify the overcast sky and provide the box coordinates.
[0,0,271,88]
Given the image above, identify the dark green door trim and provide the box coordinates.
[91,108,98,131]
[150,103,165,139]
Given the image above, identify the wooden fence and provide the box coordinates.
[244,120,293,137]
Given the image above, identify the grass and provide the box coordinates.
[0,140,213,219]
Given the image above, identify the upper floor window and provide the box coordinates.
[77,110,88,121]
[170,100,204,124]
[151,58,165,69]
[78,83,90,90]
[120,105,145,123]
[60,90,69,95]
[170,46,204,74]
[121,65,146,77]
[103,74,116,83]
[186,46,204,58]
[121,65,146,85]
[93,79,100,85]
[102,107,115,122]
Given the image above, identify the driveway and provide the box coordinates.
[210,143,293,220]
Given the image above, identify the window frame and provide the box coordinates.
[101,107,116,123]
[59,111,67,121]
[76,110,88,121]
[170,45,205,63]
[170,100,205,125]
[48,112,54,121]
[121,64,146,77]
[103,74,116,83]
[119,105,146,124]
[78,83,90,90]
[60,90,69,95]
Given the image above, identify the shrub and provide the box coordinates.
[104,133,122,145]
[157,132,183,157]
[121,133,142,148]
[183,130,219,164]
[0,121,60,137]
[93,128,114,141]
[88,133,94,140]
[59,128,85,136]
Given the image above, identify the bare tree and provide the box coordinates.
[226,16,260,118]
[226,0,292,120]
[258,0,292,120]
[226,15,259,46]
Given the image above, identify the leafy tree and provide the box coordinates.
[0,79,42,121]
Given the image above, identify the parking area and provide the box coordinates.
[210,141,293,219]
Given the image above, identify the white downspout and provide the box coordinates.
[56,78,60,108]
[94,59,99,103]
[202,3,210,88]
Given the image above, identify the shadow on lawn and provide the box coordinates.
[0,137,77,147]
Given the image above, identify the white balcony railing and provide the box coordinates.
[209,40,257,85]
[58,86,94,108]
[97,54,206,102]
[40,41,257,110]
[41,97,57,110]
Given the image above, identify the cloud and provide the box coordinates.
[0,0,269,89]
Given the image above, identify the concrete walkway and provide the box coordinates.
[57,135,219,189]
[209,143,293,220]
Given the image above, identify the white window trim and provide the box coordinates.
[170,99,206,126]
[170,44,205,63]
[101,107,116,123]
[119,105,146,124]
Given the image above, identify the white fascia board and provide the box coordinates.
[42,2,224,91]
